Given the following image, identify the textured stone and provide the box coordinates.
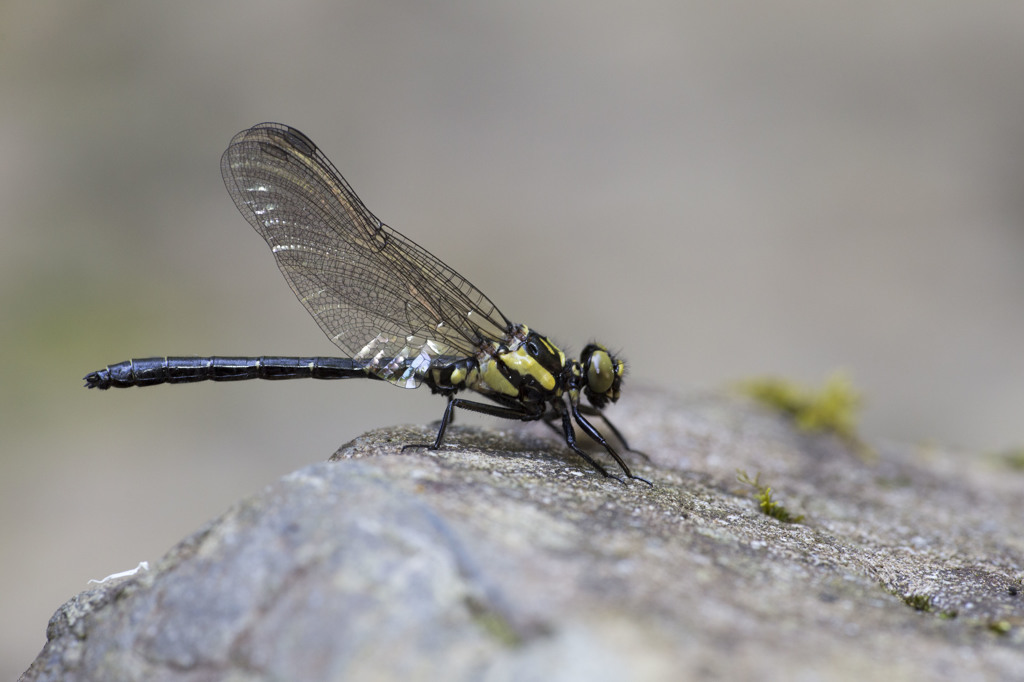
[21,388,1024,681]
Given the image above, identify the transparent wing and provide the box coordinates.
[220,123,512,386]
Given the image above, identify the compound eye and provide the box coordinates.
[586,349,615,395]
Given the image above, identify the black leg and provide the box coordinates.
[557,406,619,482]
[402,396,537,452]
[401,396,651,485]
[430,396,458,448]
[574,405,650,462]
[571,403,652,486]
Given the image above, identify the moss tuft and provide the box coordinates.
[737,371,871,457]
[903,593,933,612]
[736,470,805,524]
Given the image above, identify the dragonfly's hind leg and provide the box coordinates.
[401,396,537,452]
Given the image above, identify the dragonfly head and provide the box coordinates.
[579,343,625,408]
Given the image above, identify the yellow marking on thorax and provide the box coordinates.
[477,357,518,397]
[448,366,467,386]
[500,346,556,391]
[430,363,475,389]
[540,337,566,368]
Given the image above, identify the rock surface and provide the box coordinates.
[21,388,1024,681]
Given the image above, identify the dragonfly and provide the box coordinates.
[85,123,649,484]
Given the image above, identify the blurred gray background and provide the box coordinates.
[3,0,1023,676]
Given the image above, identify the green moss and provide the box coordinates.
[986,620,1013,635]
[997,448,1024,471]
[737,371,872,456]
[464,595,522,647]
[875,475,913,489]
[903,593,933,612]
[736,470,805,524]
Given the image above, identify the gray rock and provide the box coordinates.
[21,388,1024,681]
